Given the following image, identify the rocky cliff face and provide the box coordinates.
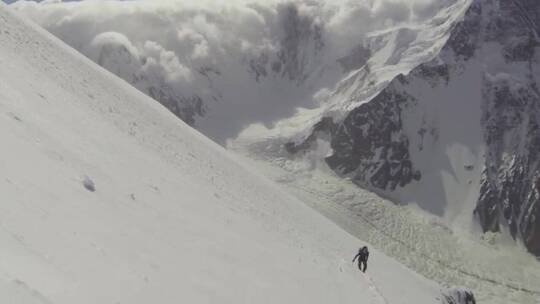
[325,84,422,192]
[289,0,540,256]
[473,0,540,255]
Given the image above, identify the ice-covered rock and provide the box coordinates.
[82,176,96,192]
[441,287,476,304]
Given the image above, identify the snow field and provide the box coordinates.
[0,4,441,304]
[230,136,540,304]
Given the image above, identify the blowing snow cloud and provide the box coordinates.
[11,0,449,142]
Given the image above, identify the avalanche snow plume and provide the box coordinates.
[10,0,459,143]
[0,2,447,304]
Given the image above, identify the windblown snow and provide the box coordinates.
[0,4,448,304]
[9,0,457,144]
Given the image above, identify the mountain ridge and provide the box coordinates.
[288,0,540,256]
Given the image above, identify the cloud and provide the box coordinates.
[10,0,448,142]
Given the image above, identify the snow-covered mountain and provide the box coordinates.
[282,0,540,257]
[11,0,540,257]
[6,0,540,302]
[0,3,456,304]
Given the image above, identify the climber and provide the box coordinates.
[352,246,369,273]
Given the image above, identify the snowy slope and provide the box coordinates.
[0,4,445,304]
[231,139,540,304]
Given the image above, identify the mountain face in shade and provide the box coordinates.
[290,0,540,256]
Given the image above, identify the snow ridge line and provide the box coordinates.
[352,210,540,296]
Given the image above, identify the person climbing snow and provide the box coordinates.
[352,246,369,273]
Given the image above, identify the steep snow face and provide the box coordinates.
[0,3,444,304]
[10,0,460,144]
[285,0,540,256]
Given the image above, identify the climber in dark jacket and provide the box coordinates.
[352,246,369,273]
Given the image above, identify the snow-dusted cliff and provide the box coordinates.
[286,0,540,256]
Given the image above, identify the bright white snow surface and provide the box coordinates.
[0,5,442,304]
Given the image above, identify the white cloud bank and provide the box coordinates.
[10,0,452,142]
